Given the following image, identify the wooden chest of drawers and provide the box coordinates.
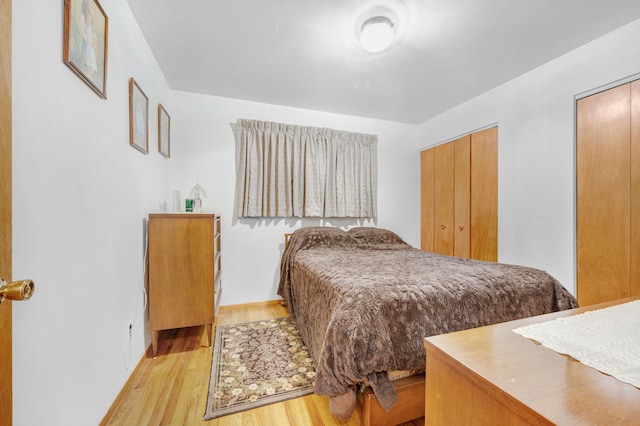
[148,213,221,356]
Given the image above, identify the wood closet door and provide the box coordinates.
[632,80,640,298]
[420,149,435,252]
[577,84,631,306]
[434,143,455,255]
[470,127,498,261]
[420,128,497,260]
[454,135,471,258]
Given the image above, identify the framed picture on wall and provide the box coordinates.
[158,104,170,158]
[63,0,109,98]
[129,78,148,154]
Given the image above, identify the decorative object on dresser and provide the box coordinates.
[148,213,222,357]
[190,182,207,213]
[204,316,315,420]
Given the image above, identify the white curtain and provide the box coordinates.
[235,119,378,218]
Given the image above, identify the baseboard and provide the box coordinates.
[218,299,283,311]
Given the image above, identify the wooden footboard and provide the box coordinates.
[357,374,425,426]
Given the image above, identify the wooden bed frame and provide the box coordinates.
[357,374,425,426]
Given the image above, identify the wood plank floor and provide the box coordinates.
[101,300,424,425]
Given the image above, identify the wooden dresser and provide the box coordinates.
[423,298,640,425]
[148,213,222,356]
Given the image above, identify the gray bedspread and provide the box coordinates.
[278,226,578,413]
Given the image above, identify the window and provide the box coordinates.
[235,119,377,218]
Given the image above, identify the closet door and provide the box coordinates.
[420,127,498,260]
[454,135,471,258]
[577,84,631,306]
[470,127,498,261]
[420,149,435,252]
[434,142,455,255]
[631,80,640,298]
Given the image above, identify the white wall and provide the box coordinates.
[418,18,640,296]
[12,0,171,424]
[169,91,420,305]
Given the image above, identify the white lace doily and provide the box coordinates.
[513,300,640,388]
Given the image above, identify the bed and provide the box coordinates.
[277,226,578,422]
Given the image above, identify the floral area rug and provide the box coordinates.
[204,316,316,420]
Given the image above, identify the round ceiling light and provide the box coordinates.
[360,16,394,53]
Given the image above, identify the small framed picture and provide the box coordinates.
[63,0,109,98]
[158,104,170,158]
[129,78,148,154]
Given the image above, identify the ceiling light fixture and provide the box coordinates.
[360,16,395,53]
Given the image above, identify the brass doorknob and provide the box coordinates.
[0,277,35,303]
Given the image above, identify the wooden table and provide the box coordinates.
[423,298,640,425]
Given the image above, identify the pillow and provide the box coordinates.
[347,227,409,249]
[288,226,357,251]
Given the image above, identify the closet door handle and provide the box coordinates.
[458,226,464,231]
[440,224,446,230]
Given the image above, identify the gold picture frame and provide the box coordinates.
[129,78,148,154]
[63,0,108,98]
[158,104,170,158]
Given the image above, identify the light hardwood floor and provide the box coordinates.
[101,300,424,425]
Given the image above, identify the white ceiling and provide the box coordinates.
[127,0,640,124]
